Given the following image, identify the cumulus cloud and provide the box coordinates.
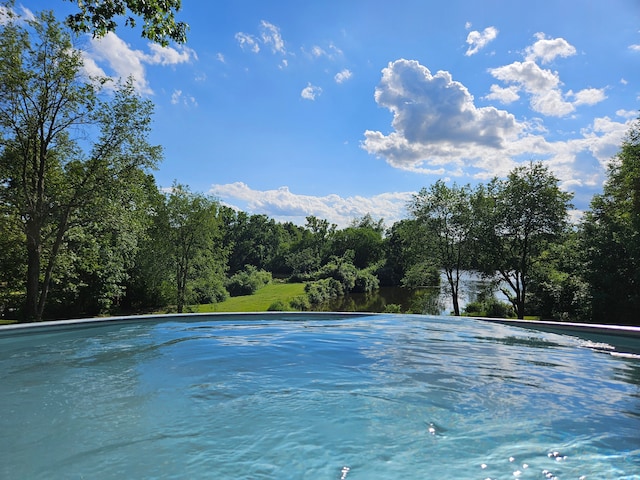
[301,83,322,100]
[362,59,520,172]
[335,69,352,84]
[484,84,520,104]
[465,26,498,56]
[628,44,640,52]
[525,33,576,63]
[487,35,606,117]
[209,182,414,227]
[362,58,631,191]
[83,32,196,95]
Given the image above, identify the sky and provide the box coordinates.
[13,0,640,227]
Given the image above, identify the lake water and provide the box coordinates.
[322,271,495,314]
[1,313,639,479]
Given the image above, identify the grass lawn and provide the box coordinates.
[195,282,306,313]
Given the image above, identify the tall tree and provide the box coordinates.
[64,0,188,45]
[410,181,474,316]
[0,10,161,321]
[581,117,640,324]
[161,184,225,313]
[477,162,573,319]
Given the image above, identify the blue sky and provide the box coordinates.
[16,1,640,226]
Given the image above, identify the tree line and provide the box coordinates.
[1,9,639,324]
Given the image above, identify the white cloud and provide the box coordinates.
[629,44,640,52]
[487,34,606,117]
[525,33,576,63]
[171,89,197,107]
[616,109,638,118]
[570,87,607,106]
[260,20,286,54]
[465,26,498,56]
[307,42,343,60]
[301,83,322,100]
[484,84,520,104]
[209,182,414,227]
[335,69,352,84]
[362,58,632,193]
[84,32,152,94]
[82,32,196,95]
[363,59,520,172]
[145,43,196,65]
[216,53,225,63]
[235,32,260,53]
[0,4,34,24]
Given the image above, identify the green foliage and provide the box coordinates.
[289,295,311,311]
[476,162,574,319]
[580,117,640,324]
[304,278,344,305]
[226,265,272,297]
[409,181,474,315]
[353,270,380,293]
[464,298,515,318]
[379,219,429,286]
[267,300,291,311]
[383,303,402,313]
[0,10,161,321]
[64,0,188,45]
[401,262,440,288]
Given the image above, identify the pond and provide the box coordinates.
[320,271,497,314]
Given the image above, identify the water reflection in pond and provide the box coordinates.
[318,272,501,315]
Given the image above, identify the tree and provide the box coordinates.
[331,215,385,270]
[161,183,226,313]
[63,0,188,46]
[0,10,161,321]
[410,181,474,316]
[476,162,573,319]
[580,117,640,324]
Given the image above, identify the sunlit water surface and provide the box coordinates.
[1,314,639,479]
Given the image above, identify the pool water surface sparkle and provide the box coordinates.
[1,313,639,479]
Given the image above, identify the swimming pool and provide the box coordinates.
[1,313,639,479]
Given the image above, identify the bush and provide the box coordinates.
[464,298,514,318]
[289,295,310,311]
[226,265,272,296]
[305,278,344,305]
[353,270,380,293]
[267,300,291,311]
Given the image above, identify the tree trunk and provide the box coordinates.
[24,222,41,322]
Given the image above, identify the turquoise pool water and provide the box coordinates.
[1,313,639,479]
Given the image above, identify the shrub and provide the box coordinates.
[226,265,272,296]
[304,278,344,305]
[267,300,291,311]
[353,270,380,293]
[289,295,310,311]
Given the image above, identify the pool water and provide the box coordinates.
[1,314,639,479]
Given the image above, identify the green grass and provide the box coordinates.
[195,282,306,313]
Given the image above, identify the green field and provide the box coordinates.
[194,282,306,313]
